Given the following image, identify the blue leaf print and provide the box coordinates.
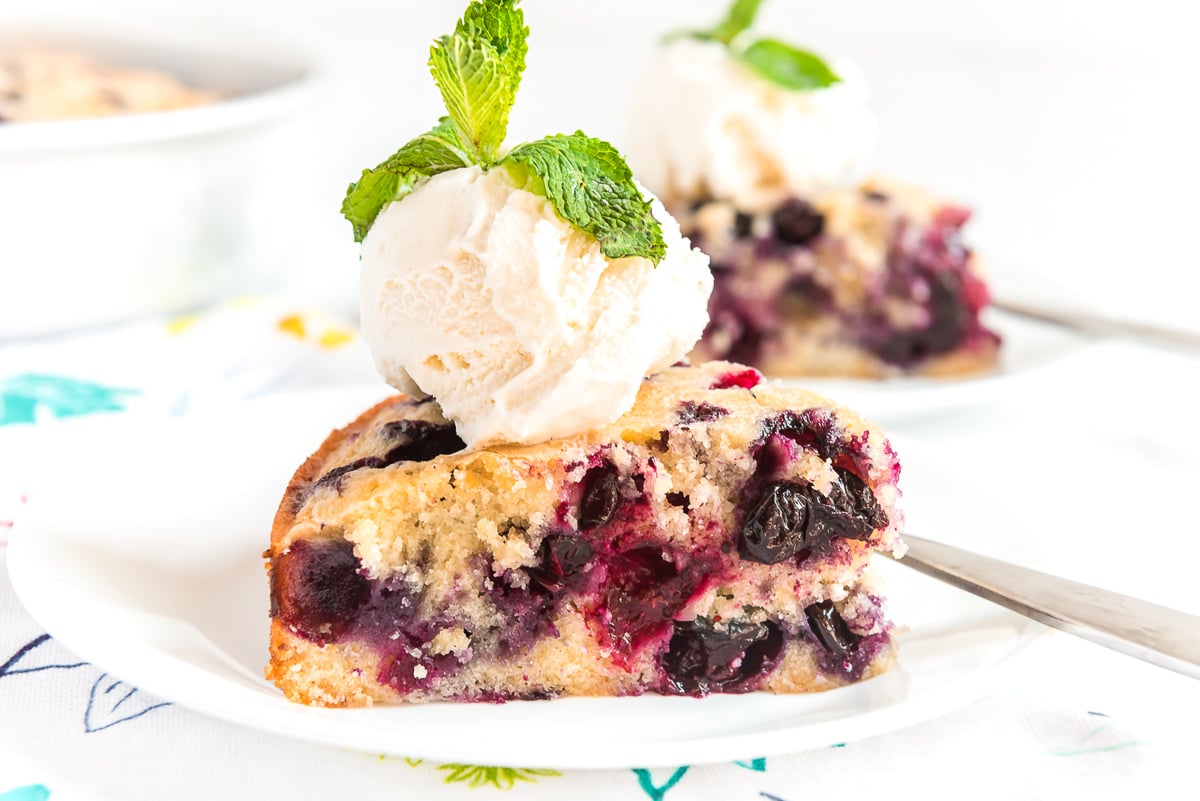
[84,674,170,733]
[0,635,87,677]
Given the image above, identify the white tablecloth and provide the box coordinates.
[2,298,1196,800]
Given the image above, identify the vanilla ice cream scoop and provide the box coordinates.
[627,38,878,210]
[359,165,713,448]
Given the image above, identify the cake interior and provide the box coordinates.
[267,363,904,704]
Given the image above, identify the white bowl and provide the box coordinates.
[0,18,317,339]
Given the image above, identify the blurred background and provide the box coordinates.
[3,0,1198,336]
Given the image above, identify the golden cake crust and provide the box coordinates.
[266,362,904,706]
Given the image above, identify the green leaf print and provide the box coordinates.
[437,764,562,789]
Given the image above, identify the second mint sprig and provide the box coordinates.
[677,0,842,92]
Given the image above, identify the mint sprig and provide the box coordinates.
[506,133,666,262]
[707,0,763,45]
[676,0,841,92]
[342,0,667,264]
[740,38,841,90]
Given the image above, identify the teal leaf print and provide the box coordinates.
[0,374,139,426]
[437,764,561,789]
[633,767,689,800]
[735,757,767,771]
[0,786,51,801]
[1048,712,1145,756]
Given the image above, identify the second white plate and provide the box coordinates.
[787,308,1092,422]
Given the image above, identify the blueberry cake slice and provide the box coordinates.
[686,182,1001,378]
[265,361,904,705]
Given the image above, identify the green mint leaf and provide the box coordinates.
[429,0,528,164]
[708,0,764,44]
[668,0,762,45]
[379,116,474,173]
[342,168,404,243]
[341,118,472,242]
[738,38,841,90]
[503,132,667,264]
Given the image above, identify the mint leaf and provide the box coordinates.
[379,116,474,174]
[429,0,528,164]
[461,0,528,77]
[504,133,667,263]
[738,38,841,90]
[342,168,406,244]
[341,118,472,242]
[708,0,763,44]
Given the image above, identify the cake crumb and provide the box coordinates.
[429,627,470,656]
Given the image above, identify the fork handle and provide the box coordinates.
[894,534,1200,680]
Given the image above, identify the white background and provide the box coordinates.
[8,0,1200,330]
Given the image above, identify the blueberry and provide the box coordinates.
[703,291,771,366]
[805,600,861,660]
[579,464,620,529]
[528,533,595,593]
[313,455,387,491]
[739,482,811,564]
[661,617,784,695]
[740,473,886,564]
[601,547,704,652]
[313,420,464,490]
[271,539,370,644]
[808,469,886,542]
[351,581,421,642]
[835,467,889,532]
[771,199,825,247]
[867,271,970,365]
[759,409,843,461]
[676,400,729,425]
[379,419,465,462]
[733,211,755,239]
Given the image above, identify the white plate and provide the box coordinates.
[7,387,1039,769]
[786,309,1093,423]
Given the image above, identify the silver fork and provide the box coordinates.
[993,299,1200,352]
[892,533,1200,680]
